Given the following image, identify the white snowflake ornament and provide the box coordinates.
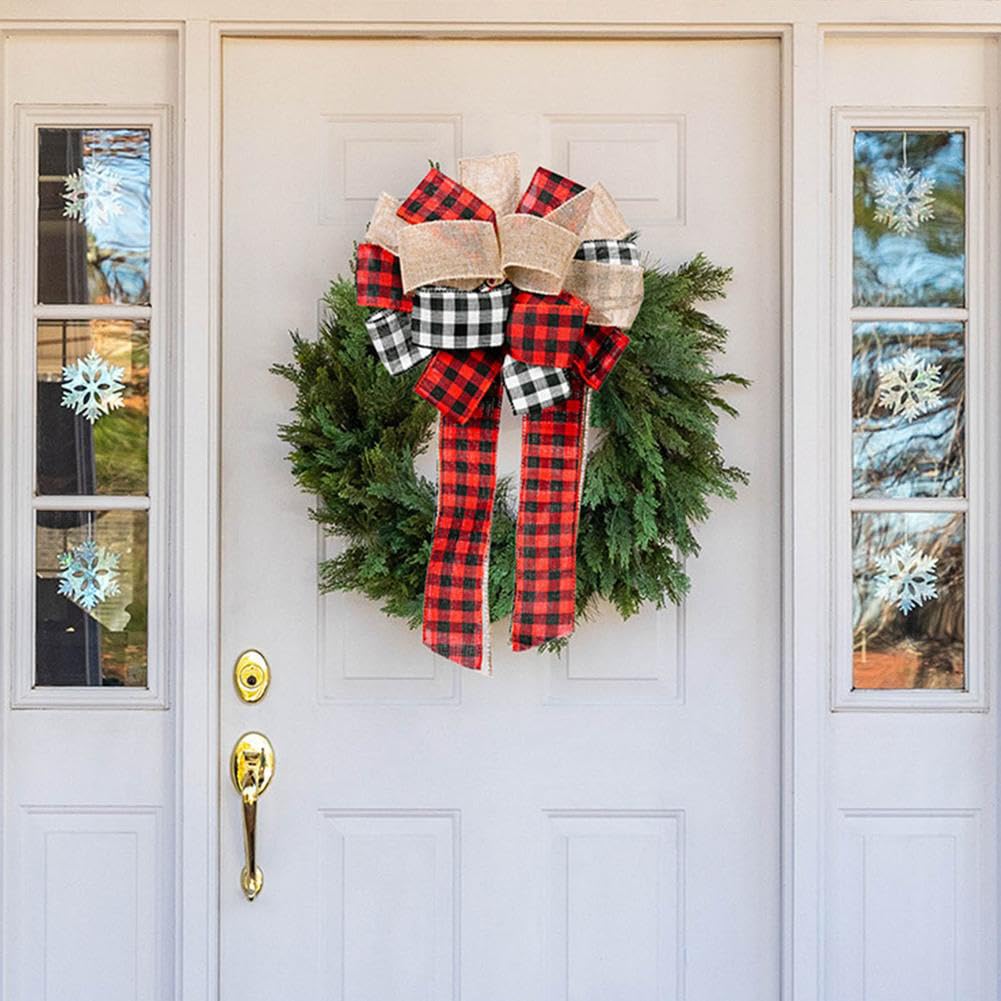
[871,164,936,236]
[873,542,938,615]
[876,349,943,422]
[61,161,125,230]
[60,350,126,424]
[57,539,122,612]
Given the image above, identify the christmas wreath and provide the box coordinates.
[273,155,746,672]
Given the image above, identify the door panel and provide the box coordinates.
[221,37,781,1000]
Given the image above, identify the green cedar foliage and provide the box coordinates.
[272,254,747,638]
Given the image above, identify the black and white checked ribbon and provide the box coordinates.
[501,356,572,416]
[364,308,432,375]
[574,239,640,266]
[411,283,513,350]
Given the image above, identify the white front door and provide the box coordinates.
[220,36,781,1000]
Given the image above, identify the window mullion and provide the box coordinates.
[33,303,153,322]
[33,495,151,511]
[849,306,968,324]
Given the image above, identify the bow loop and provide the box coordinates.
[459,152,522,218]
[365,193,406,255]
[356,243,412,313]
[517,167,587,217]
[397,167,496,225]
[498,214,579,296]
[411,284,512,350]
[413,347,504,426]
[398,220,502,293]
[565,258,644,330]
[507,291,590,370]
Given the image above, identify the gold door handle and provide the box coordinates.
[230,732,275,901]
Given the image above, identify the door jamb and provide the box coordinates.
[197,21,797,1001]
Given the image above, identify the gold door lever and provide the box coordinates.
[230,732,275,901]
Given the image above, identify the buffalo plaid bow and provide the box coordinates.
[355,157,642,671]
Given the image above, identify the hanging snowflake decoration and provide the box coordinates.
[876,349,943,422]
[60,350,127,424]
[873,542,938,615]
[61,161,125,230]
[871,164,936,236]
[57,539,122,612]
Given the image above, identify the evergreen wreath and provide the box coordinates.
[272,253,747,647]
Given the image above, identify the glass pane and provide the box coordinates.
[852,322,964,499]
[37,127,151,305]
[35,509,148,687]
[852,511,964,690]
[36,319,149,496]
[853,130,965,307]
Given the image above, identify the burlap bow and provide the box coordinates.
[354,154,644,671]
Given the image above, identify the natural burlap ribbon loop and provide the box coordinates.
[365,192,406,255]
[398,219,503,293]
[498,213,580,296]
[542,186,596,235]
[577,183,632,242]
[459,152,521,218]
[564,259,646,329]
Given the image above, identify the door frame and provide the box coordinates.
[3,7,1000,1000]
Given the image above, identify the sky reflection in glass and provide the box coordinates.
[853,130,965,307]
[37,128,151,305]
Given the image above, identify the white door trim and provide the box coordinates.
[175,18,222,1001]
[785,22,825,1000]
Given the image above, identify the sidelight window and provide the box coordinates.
[14,111,169,707]
[835,112,985,709]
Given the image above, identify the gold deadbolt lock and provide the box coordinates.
[234,649,270,702]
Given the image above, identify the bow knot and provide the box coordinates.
[358,155,642,420]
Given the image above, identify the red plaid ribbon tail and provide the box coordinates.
[422,377,503,671]
[510,379,588,651]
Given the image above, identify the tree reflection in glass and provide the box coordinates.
[853,511,964,690]
[36,319,150,496]
[853,130,965,307]
[852,322,964,498]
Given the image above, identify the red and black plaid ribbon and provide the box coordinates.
[572,325,631,390]
[507,290,590,370]
[422,378,503,670]
[505,176,591,653]
[511,381,588,650]
[516,166,587,218]
[357,162,634,671]
[356,243,412,312]
[397,167,497,225]
[414,348,504,426]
